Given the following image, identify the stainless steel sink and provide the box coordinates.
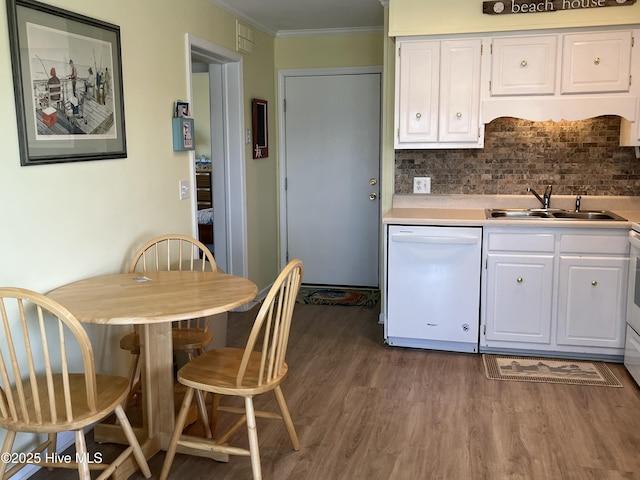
[486,208,627,221]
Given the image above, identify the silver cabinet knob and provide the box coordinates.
[592,280,598,286]
[594,57,600,65]
[517,277,523,283]
[369,193,377,201]
[415,112,422,119]
[520,60,528,68]
[456,112,462,118]
[370,178,377,186]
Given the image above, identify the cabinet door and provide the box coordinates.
[439,39,482,142]
[557,256,628,348]
[396,41,440,144]
[491,35,557,96]
[485,254,554,344]
[561,31,632,94]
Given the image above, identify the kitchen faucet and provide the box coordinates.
[527,185,553,209]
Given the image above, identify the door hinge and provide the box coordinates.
[485,258,488,269]
[283,98,286,112]
[285,177,288,190]
[489,80,492,92]
[483,324,486,336]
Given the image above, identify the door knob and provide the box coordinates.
[369,193,377,201]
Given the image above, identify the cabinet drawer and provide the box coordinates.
[491,35,557,96]
[196,173,211,188]
[561,30,632,94]
[559,234,629,255]
[197,189,211,202]
[487,233,555,253]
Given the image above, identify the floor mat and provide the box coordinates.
[483,354,622,387]
[296,286,380,308]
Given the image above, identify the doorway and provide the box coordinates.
[278,67,382,287]
[186,34,247,278]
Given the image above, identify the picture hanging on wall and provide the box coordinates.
[6,0,127,166]
[252,98,268,159]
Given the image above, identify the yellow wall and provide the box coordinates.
[275,31,384,69]
[243,26,280,289]
[390,0,640,36]
[192,72,212,160]
[0,0,277,294]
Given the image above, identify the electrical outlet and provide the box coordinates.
[413,177,431,194]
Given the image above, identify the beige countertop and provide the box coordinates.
[384,195,640,228]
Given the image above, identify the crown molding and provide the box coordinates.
[276,25,384,38]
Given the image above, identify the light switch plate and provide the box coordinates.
[179,180,189,200]
[413,177,431,194]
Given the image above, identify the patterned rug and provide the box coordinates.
[483,355,622,387]
[296,286,380,308]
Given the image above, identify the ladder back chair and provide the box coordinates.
[0,287,151,480]
[160,259,304,480]
[119,234,216,435]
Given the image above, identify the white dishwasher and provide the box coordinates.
[386,225,482,353]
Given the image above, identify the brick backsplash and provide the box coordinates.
[395,116,640,196]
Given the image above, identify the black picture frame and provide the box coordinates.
[6,0,127,166]
[252,98,268,159]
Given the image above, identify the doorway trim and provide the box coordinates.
[185,33,248,278]
[277,66,383,270]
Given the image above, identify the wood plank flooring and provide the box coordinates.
[29,303,640,479]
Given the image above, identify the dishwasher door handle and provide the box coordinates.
[391,234,480,245]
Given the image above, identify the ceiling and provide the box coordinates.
[209,0,385,36]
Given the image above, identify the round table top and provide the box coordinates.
[47,270,258,325]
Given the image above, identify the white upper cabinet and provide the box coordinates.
[491,35,558,96]
[439,40,483,143]
[396,41,440,144]
[395,38,483,149]
[561,31,632,94]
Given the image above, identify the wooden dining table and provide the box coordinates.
[47,270,257,479]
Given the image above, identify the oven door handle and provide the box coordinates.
[631,231,640,249]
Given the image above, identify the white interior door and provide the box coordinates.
[282,69,381,287]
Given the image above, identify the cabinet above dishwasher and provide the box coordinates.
[385,225,482,353]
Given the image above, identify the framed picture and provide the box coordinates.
[6,0,127,166]
[172,117,195,151]
[252,98,268,159]
[175,101,190,118]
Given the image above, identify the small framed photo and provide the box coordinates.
[175,101,190,118]
[252,98,268,159]
[172,117,194,151]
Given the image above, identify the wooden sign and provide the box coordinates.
[483,0,636,15]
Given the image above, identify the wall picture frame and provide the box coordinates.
[252,98,268,159]
[6,0,127,166]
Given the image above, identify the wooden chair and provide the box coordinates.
[0,287,151,480]
[160,259,304,480]
[119,234,216,435]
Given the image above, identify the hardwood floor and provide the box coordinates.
[30,303,640,479]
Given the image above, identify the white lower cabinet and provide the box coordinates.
[481,227,629,359]
[485,253,554,344]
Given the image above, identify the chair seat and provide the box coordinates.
[120,329,212,354]
[119,331,140,354]
[172,328,213,351]
[178,347,288,396]
[0,374,129,433]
